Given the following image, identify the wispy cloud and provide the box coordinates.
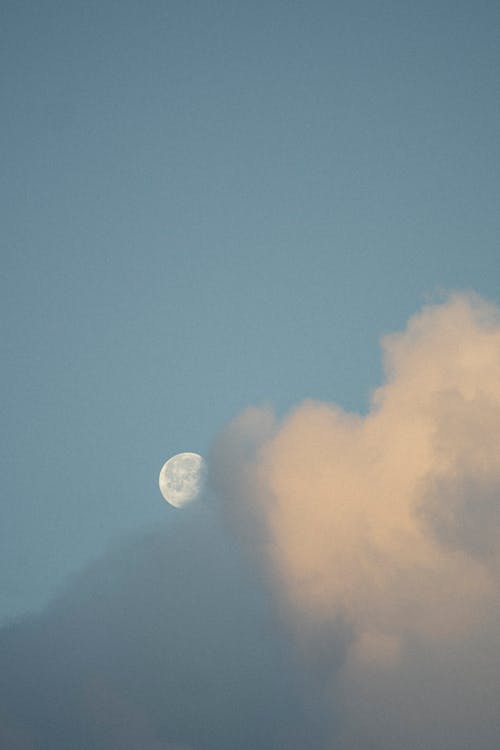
[0,507,320,749]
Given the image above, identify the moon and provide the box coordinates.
[159,452,207,508]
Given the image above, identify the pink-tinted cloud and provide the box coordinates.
[212,292,500,749]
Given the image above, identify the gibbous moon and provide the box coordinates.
[159,452,207,508]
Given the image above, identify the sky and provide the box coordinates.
[1,2,500,748]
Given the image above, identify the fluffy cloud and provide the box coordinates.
[2,292,499,749]
[211,293,500,749]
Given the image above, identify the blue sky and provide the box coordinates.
[2,0,500,621]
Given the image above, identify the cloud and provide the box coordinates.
[2,292,499,749]
[211,292,500,749]
[0,505,325,749]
